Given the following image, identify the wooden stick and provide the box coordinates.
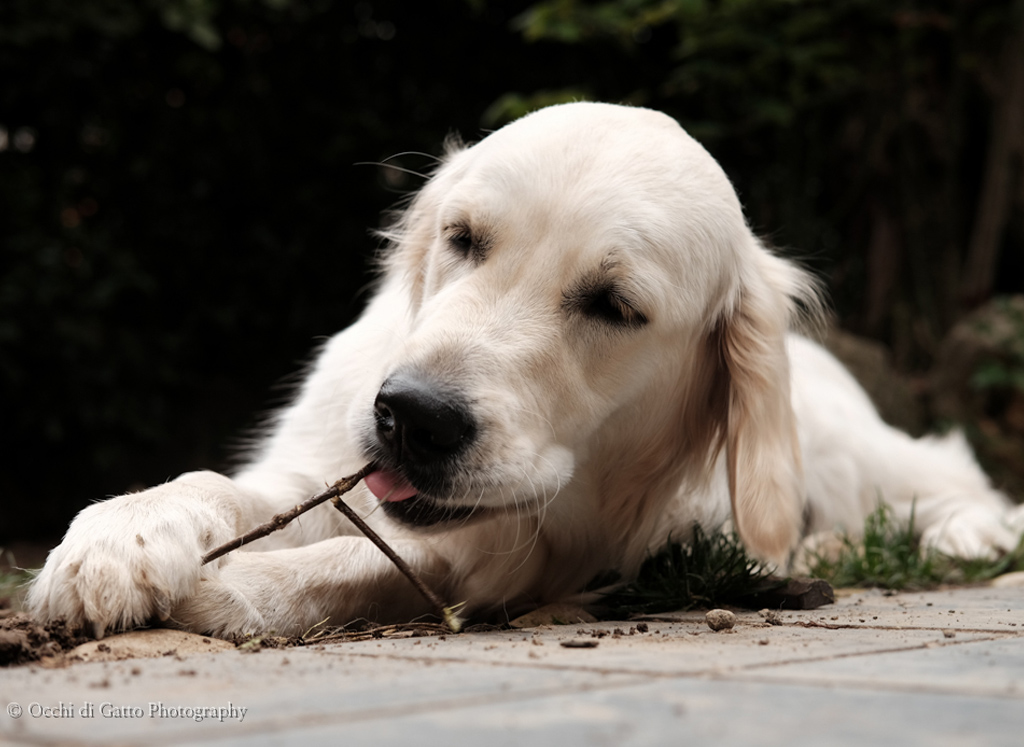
[330,494,463,632]
[201,463,376,565]
[199,463,464,632]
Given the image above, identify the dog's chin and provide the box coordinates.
[380,494,484,529]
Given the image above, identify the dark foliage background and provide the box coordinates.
[3,0,1023,541]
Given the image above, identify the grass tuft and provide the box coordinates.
[0,569,31,610]
[807,502,1024,590]
[595,503,1024,618]
[598,526,779,615]
[0,547,34,612]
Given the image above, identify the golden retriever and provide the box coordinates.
[28,103,1023,637]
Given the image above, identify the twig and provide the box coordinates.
[304,621,452,644]
[331,495,464,632]
[199,462,464,632]
[201,463,376,564]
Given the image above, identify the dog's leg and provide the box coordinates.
[791,336,1019,559]
[25,470,322,637]
[891,431,1018,558]
[815,426,1017,559]
[166,537,452,637]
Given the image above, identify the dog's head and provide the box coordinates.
[358,102,817,565]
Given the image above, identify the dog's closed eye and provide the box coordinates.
[444,223,488,263]
[564,282,648,329]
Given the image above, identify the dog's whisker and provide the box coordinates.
[379,150,444,165]
[353,161,431,181]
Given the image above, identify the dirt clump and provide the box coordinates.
[0,612,92,667]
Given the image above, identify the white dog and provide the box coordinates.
[28,103,1022,638]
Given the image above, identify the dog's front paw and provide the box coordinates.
[27,473,240,638]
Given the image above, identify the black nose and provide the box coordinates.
[374,373,475,463]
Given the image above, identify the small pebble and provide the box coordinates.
[706,609,736,631]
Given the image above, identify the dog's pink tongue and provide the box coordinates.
[365,469,419,502]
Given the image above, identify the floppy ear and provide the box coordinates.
[719,245,816,566]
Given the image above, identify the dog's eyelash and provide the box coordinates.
[588,290,648,328]
[444,225,486,262]
[448,228,474,254]
[567,285,648,329]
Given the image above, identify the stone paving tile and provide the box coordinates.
[655,586,1024,633]
[190,677,1022,747]
[339,622,1004,677]
[739,636,1024,698]
[0,646,641,745]
[1,585,1022,746]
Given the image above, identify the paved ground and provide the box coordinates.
[2,582,1023,746]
